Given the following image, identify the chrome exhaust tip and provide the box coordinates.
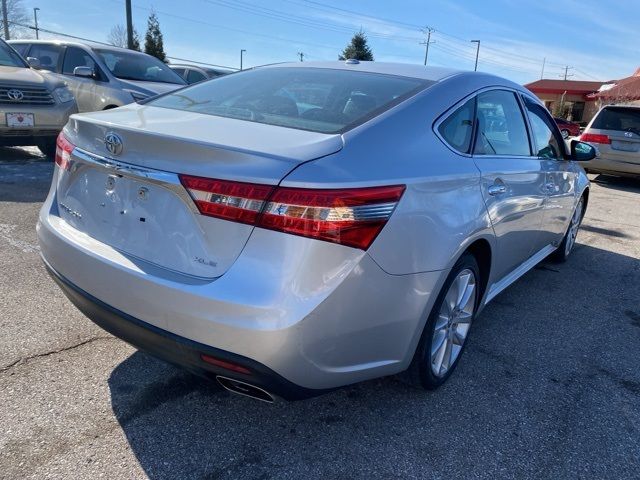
[216,375,275,403]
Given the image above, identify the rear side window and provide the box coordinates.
[28,44,63,72]
[149,67,431,134]
[524,97,564,159]
[592,107,640,134]
[438,98,475,154]
[474,90,530,156]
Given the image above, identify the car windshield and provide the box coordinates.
[0,41,27,68]
[148,67,429,134]
[592,107,640,135]
[95,48,184,84]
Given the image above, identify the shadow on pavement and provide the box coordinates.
[107,244,640,479]
[591,174,640,193]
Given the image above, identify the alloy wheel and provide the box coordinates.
[430,269,477,377]
[565,198,584,256]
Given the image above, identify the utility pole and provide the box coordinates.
[125,0,134,49]
[471,40,480,71]
[33,7,39,39]
[540,57,546,80]
[2,0,10,40]
[561,65,574,81]
[240,49,246,70]
[420,27,435,66]
[297,51,304,62]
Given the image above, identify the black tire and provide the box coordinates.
[403,252,480,390]
[551,196,585,263]
[37,139,57,159]
[561,129,570,139]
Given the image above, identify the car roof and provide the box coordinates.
[8,39,143,55]
[264,61,462,82]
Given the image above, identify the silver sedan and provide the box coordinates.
[38,61,596,401]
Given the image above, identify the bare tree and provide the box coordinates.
[0,0,30,39]
[107,24,141,51]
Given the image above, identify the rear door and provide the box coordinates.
[522,95,577,247]
[471,89,547,281]
[590,107,640,165]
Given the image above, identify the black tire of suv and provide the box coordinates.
[403,252,480,390]
[38,139,57,159]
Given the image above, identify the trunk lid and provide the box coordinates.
[56,104,343,278]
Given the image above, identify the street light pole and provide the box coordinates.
[2,0,10,40]
[471,40,480,71]
[33,7,40,39]
[240,49,246,70]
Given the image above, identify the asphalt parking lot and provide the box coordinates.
[1,146,639,480]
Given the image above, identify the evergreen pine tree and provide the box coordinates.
[144,12,166,62]
[338,30,374,61]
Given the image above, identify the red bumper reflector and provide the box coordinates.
[200,354,252,375]
[55,131,74,170]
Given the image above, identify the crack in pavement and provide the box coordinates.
[0,336,115,374]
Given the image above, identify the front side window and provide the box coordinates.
[438,98,475,154]
[524,97,564,159]
[186,69,207,84]
[149,67,430,134]
[95,48,185,84]
[9,43,30,58]
[27,44,63,72]
[62,47,97,75]
[474,90,530,156]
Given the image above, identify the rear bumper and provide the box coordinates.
[582,156,640,176]
[45,262,326,400]
[38,182,446,391]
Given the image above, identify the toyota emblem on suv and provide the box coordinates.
[104,132,123,156]
[7,89,24,101]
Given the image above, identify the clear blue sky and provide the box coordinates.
[17,0,639,84]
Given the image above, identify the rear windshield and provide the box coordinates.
[592,107,640,135]
[148,67,430,134]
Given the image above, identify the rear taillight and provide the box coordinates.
[55,132,74,170]
[260,185,405,249]
[179,175,273,225]
[580,133,610,144]
[179,174,405,250]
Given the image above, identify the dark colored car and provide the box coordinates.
[554,117,581,138]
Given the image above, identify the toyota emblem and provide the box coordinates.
[7,89,24,101]
[104,132,123,156]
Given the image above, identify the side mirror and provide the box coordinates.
[570,140,597,161]
[26,57,41,69]
[73,66,95,78]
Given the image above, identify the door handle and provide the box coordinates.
[544,182,556,192]
[488,184,507,196]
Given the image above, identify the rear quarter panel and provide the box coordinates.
[280,74,500,276]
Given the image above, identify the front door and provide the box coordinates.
[61,46,101,112]
[522,96,578,247]
[472,89,547,281]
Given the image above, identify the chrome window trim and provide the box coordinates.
[433,85,543,161]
